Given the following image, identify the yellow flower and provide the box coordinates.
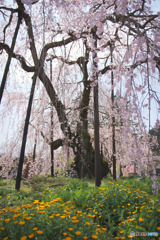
[4,219,11,223]
[115,237,120,239]
[33,227,38,231]
[86,222,91,225]
[139,217,144,222]
[101,227,107,231]
[38,211,46,214]
[0,227,4,230]
[72,220,79,223]
[20,237,27,240]
[77,211,82,214]
[66,237,71,240]
[92,235,98,239]
[120,230,124,233]
[157,209,160,212]
[121,238,125,239]
[66,212,71,215]
[75,231,81,235]
[68,228,73,231]
[113,209,117,212]
[63,232,67,236]
[26,217,32,220]
[19,221,25,225]
[49,215,54,219]
[56,213,60,217]
[2,208,8,213]
[33,200,39,204]
[70,205,75,209]
[60,215,65,219]
[3,237,8,240]
[37,230,43,234]
[28,233,34,238]
[157,227,160,230]
[83,237,88,240]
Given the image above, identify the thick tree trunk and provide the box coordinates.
[73,128,95,178]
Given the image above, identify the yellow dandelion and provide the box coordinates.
[20,236,27,240]
[28,233,34,238]
[37,230,43,234]
[139,217,144,222]
[102,227,107,231]
[68,228,73,231]
[33,227,38,231]
[38,210,46,214]
[72,220,79,223]
[19,221,25,225]
[70,206,75,209]
[120,230,124,233]
[75,231,81,235]
[66,237,71,240]
[92,235,98,239]
[49,215,54,219]
[66,212,71,215]
[86,222,91,225]
[63,232,67,236]
[148,210,153,212]
[56,213,60,217]
[60,215,65,219]
[83,237,88,240]
[4,219,11,223]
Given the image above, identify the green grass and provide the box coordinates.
[0,175,160,240]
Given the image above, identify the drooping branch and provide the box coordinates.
[0,11,22,104]
[40,131,64,150]
[0,42,35,72]
[1,7,19,42]
[39,36,77,64]
[99,57,160,76]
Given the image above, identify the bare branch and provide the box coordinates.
[0,42,35,72]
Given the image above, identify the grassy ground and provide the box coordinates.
[0,175,160,240]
